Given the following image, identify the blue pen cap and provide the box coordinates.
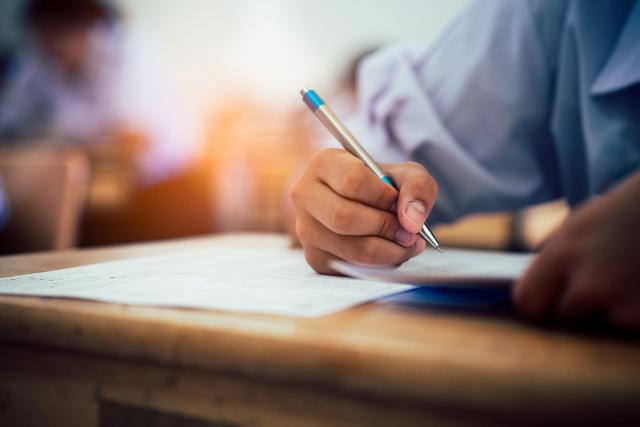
[302,89,325,112]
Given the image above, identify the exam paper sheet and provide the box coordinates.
[0,235,412,318]
[332,249,534,288]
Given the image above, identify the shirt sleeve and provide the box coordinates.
[349,0,567,224]
[0,55,50,140]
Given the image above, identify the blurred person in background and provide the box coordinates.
[291,0,640,331]
[0,0,209,246]
[0,0,200,184]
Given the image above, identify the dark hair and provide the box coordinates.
[23,0,119,31]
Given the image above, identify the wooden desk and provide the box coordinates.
[0,235,639,426]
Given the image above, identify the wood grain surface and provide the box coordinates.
[1,234,639,425]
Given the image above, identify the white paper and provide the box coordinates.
[332,249,534,289]
[0,235,412,318]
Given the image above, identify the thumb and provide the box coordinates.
[385,162,438,234]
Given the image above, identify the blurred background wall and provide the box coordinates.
[0,0,470,115]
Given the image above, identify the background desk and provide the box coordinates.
[0,235,639,426]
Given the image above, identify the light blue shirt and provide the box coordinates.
[350,0,640,224]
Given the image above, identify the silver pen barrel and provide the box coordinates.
[314,104,387,179]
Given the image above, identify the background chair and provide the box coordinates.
[0,145,90,254]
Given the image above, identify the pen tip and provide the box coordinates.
[300,87,310,96]
[435,247,443,254]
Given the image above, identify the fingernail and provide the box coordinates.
[406,201,427,228]
[395,229,414,246]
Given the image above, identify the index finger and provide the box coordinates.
[314,149,398,211]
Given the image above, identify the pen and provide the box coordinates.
[300,87,442,253]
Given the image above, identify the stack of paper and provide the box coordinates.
[0,235,535,315]
[0,235,413,318]
[332,249,534,307]
[332,249,533,288]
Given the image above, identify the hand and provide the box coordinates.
[514,172,640,332]
[290,148,438,274]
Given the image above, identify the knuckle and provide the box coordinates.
[404,161,434,188]
[295,220,311,243]
[312,148,341,168]
[307,152,322,170]
[376,212,396,238]
[340,166,368,195]
[392,249,412,267]
[310,148,329,164]
[404,161,427,172]
[330,202,354,233]
[373,185,397,209]
[289,181,304,205]
[308,150,326,172]
[402,245,417,262]
[304,250,330,275]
